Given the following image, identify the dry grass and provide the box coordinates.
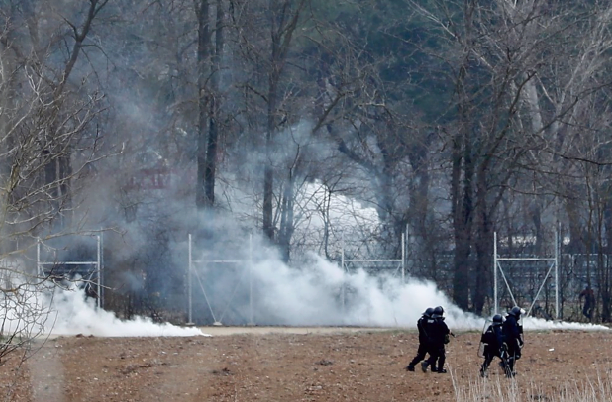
[452,369,612,402]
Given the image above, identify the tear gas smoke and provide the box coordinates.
[3,180,601,337]
[521,316,608,331]
[1,286,208,337]
[0,258,208,337]
[203,247,609,332]
[2,256,605,339]
[43,287,210,337]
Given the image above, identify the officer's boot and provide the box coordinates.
[505,358,515,377]
[437,356,447,373]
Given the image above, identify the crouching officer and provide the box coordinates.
[406,307,434,371]
[479,314,504,377]
[501,306,524,377]
[421,306,453,373]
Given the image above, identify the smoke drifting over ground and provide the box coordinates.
[176,185,608,332]
[44,287,208,337]
[192,237,609,332]
[5,216,603,337]
[521,317,608,331]
[255,254,609,331]
[6,252,604,338]
[251,253,470,328]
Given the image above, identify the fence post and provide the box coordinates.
[188,234,193,325]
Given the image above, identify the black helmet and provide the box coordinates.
[492,314,503,326]
[423,307,434,318]
[432,306,444,318]
[508,306,524,317]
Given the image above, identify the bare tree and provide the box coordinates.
[409,0,612,314]
[195,0,226,212]
[227,0,310,250]
[0,0,109,371]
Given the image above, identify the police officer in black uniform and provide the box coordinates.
[421,306,452,373]
[406,307,434,371]
[501,306,524,377]
[479,314,504,377]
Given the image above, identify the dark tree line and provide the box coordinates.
[1,0,612,323]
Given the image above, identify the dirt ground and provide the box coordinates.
[1,326,611,402]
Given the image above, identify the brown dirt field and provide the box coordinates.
[0,327,611,402]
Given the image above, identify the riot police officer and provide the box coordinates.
[479,314,504,377]
[406,307,434,371]
[421,306,452,373]
[501,306,524,377]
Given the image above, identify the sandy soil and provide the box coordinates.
[0,326,611,402]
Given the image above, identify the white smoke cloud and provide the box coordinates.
[43,287,210,337]
[0,282,208,338]
[223,180,610,333]
[34,254,606,336]
[521,316,608,331]
[0,257,208,338]
[246,252,609,333]
[2,254,606,340]
[0,182,600,338]
[252,254,458,327]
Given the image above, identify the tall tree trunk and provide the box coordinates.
[44,155,73,228]
[195,0,212,210]
[0,35,17,253]
[473,165,491,315]
[378,136,399,258]
[407,135,432,269]
[600,197,612,321]
[278,174,295,262]
[262,0,304,241]
[565,193,584,254]
[203,0,225,208]
[451,12,475,310]
[451,123,474,311]
[263,82,277,240]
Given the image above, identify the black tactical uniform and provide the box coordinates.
[501,306,524,377]
[406,307,434,371]
[479,314,504,377]
[579,285,595,319]
[422,306,451,374]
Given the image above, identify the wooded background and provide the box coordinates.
[1,0,612,324]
